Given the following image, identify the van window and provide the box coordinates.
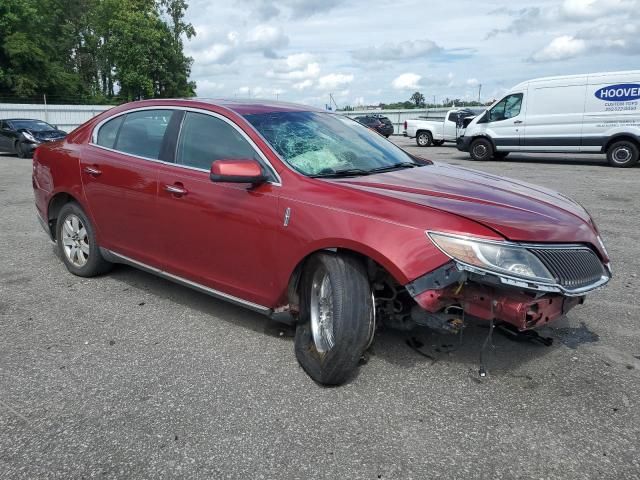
[176,112,261,170]
[488,94,523,122]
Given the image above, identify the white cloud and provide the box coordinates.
[293,79,313,90]
[353,39,442,62]
[392,73,422,90]
[531,35,587,62]
[317,73,354,90]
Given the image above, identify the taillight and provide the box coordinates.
[404,121,407,130]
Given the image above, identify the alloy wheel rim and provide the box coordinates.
[418,134,428,145]
[614,147,631,163]
[310,270,335,353]
[62,214,89,267]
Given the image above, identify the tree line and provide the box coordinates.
[341,91,492,111]
[0,0,196,104]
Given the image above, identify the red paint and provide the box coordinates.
[33,99,607,315]
[414,284,583,330]
[210,158,263,180]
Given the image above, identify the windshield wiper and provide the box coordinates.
[367,162,419,173]
[309,168,371,178]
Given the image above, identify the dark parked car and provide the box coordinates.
[354,114,394,137]
[0,118,67,158]
[33,99,611,385]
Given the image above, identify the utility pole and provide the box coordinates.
[43,94,48,123]
[433,95,436,106]
[478,84,482,103]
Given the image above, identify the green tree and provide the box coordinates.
[0,0,196,102]
[410,91,425,108]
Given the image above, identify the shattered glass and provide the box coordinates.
[245,111,416,176]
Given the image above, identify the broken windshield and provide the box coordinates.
[244,111,418,176]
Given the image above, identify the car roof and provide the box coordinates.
[3,118,45,122]
[129,98,325,116]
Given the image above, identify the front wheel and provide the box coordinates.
[15,141,29,158]
[606,140,639,168]
[416,131,432,147]
[469,138,493,161]
[294,252,374,386]
[56,202,112,277]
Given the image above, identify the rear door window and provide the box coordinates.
[113,110,174,160]
[96,115,125,149]
[175,112,261,170]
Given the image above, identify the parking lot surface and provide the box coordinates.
[1,140,639,479]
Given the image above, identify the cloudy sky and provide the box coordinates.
[183,0,640,108]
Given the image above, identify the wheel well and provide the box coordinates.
[416,129,432,136]
[471,135,496,151]
[285,248,397,312]
[47,193,77,239]
[603,135,640,153]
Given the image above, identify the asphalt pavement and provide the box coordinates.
[0,141,639,479]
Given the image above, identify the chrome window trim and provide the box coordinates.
[102,248,272,314]
[89,105,282,186]
[425,231,611,296]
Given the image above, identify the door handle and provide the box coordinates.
[164,184,188,196]
[513,120,523,125]
[83,166,102,176]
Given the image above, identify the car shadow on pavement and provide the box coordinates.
[445,154,616,168]
[105,262,570,380]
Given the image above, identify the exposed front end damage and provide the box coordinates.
[409,265,585,331]
[373,236,611,334]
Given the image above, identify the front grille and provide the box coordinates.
[529,247,607,290]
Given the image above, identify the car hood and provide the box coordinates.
[20,128,66,139]
[331,163,601,247]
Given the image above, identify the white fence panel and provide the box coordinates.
[0,104,112,132]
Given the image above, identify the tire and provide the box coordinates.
[416,131,432,147]
[433,140,445,146]
[294,252,374,386]
[493,151,510,160]
[56,202,112,277]
[470,138,493,161]
[606,140,639,168]
[15,141,27,158]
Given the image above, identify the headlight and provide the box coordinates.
[428,232,555,282]
[22,132,37,142]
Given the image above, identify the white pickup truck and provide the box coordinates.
[403,108,482,147]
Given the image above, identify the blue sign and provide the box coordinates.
[595,83,640,102]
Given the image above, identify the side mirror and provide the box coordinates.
[210,159,268,185]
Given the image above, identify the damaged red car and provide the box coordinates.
[32,99,611,385]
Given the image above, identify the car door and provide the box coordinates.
[155,110,281,307]
[80,108,180,266]
[0,120,15,152]
[444,112,458,140]
[484,93,525,151]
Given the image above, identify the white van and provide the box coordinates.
[457,70,640,167]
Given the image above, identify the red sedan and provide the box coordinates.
[32,99,611,385]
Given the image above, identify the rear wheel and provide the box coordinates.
[56,202,112,277]
[416,131,432,147]
[294,252,374,386]
[470,138,493,161]
[606,140,639,168]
